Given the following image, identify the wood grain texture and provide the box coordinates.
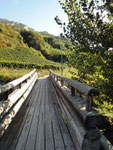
[1,76,107,150]
[49,70,99,96]
[0,73,37,138]
[0,70,36,95]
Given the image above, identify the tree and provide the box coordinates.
[56,0,113,53]
[55,0,113,104]
[20,30,45,50]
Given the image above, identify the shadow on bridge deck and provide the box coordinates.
[0,77,76,150]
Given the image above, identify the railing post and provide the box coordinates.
[67,84,70,89]
[25,79,28,83]
[2,88,13,100]
[55,76,57,81]
[3,90,9,100]
[71,86,75,96]
[86,96,93,111]
[61,79,64,87]
[19,83,22,89]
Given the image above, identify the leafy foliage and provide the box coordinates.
[20,30,66,62]
[44,36,61,49]
[40,31,71,49]
[20,30,48,50]
[40,31,66,49]
[56,0,113,120]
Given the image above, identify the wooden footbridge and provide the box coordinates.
[0,70,112,150]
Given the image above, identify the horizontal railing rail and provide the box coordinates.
[49,70,113,150]
[0,69,37,138]
[0,69,36,101]
[49,69,99,111]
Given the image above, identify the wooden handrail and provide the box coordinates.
[49,70,113,150]
[0,69,36,100]
[49,69,99,111]
[0,69,37,137]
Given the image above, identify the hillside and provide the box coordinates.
[0,19,68,62]
[0,22,25,48]
[0,47,59,69]
[40,31,71,47]
[0,22,60,69]
[40,31,65,49]
[20,30,66,62]
[0,18,68,47]
[0,18,34,31]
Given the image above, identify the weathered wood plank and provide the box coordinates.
[49,79,76,150]
[24,80,43,150]
[48,79,65,150]
[0,73,37,120]
[45,80,55,150]
[0,75,37,141]
[49,70,99,96]
[0,80,39,150]
[51,76,98,128]
[9,80,40,150]
[0,76,95,150]
[51,79,85,150]
[50,77,101,150]
[0,70,36,95]
[49,70,100,111]
[35,78,46,150]
[14,80,41,150]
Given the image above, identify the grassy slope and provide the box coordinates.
[0,47,59,69]
[36,32,63,60]
[0,22,60,69]
[0,23,25,48]
[0,47,58,65]
[0,68,32,84]
[0,66,73,85]
[0,68,49,84]
[20,30,64,62]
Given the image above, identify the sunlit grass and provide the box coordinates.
[37,66,77,78]
[0,67,51,83]
[37,69,49,78]
[0,67,32,84]
[54,66,77,79]
[0,66,76,85]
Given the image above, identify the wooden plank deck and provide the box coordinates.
[0,77,76,150]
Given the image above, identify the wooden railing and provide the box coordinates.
[49,69,100,128]
[49,70,113,150]
[49,69,99,111]
[0,69,36,100]
[0,69,37,138]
